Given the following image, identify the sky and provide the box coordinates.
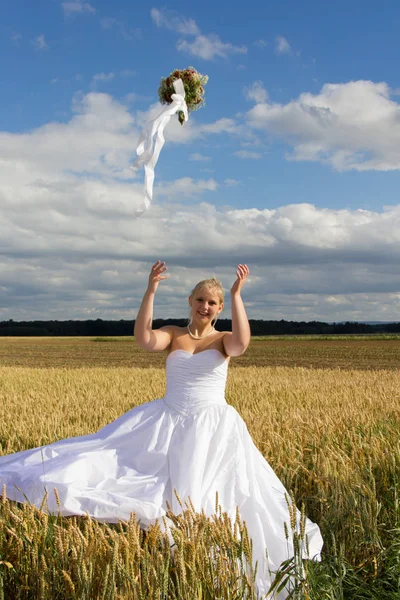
[1,0,400,323]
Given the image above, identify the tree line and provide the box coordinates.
[1,319,400,337]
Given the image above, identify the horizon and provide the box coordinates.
[2,317,399,326]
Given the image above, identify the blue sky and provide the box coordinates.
[1,0,400,322]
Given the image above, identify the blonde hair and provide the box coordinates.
[190,278,224,304]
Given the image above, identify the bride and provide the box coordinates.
[0,260,323,597]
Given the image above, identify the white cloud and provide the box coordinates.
[33,34,49,51]
[275,35,292,55]
[151,8,247,60]
[200,118,239,134]
[2,186,400,320]
[62,1,96,16]
[190,153,211,162]
[246,79,400,171]
[234,150,262,159]
[155,178,218,197]
[177,35,247,60]
[150,8,200,35]
[1,90,400,322]
[254,39,267,48]
[92,72,115,83]
[224,178,240,186]
[244,81,268,103]
[0,92,138,181]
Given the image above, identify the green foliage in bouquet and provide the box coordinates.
[158,67,208,125]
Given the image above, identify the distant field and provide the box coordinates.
[0,334,399,370]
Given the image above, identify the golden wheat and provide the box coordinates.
[0,363,399,598]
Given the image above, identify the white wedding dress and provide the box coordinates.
[0,349,323,598]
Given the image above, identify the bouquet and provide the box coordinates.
[131,66,209,215]
[158,67,208,125]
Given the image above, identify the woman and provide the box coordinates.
[0,261,323,597]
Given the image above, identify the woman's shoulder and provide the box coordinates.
[158,325,186,337]
[219,331,231,339]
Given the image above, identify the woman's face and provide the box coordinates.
[189,286,223,324]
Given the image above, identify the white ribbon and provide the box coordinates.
[132,78,188,216]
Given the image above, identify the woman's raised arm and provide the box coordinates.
[223,264,251,357]
[134,261,173,352]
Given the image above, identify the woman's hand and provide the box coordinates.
[231,264,249,295]
[147,260,168,294]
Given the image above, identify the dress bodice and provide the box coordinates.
[163,349,228,416]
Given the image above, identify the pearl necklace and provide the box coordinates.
[187,323,215,340]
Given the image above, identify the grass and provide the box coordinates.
[0,337,399,598]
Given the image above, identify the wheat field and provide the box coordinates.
[0,337,399,599]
